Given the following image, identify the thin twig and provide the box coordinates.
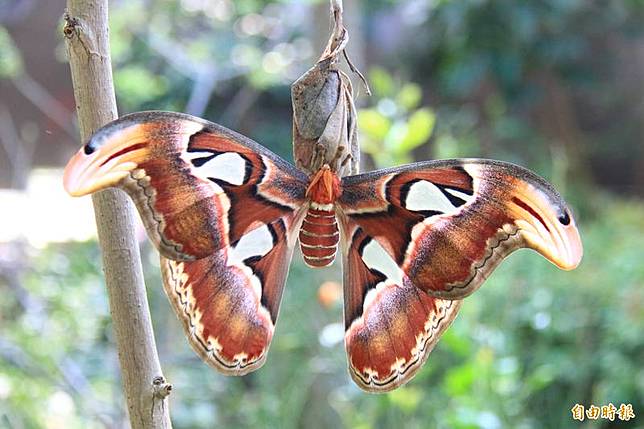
[0,103,35,188]
[218,85,260,128]
[320,0,371,95]
[343,50,370,96]
[185,67,218,117]
[11,73,77,141]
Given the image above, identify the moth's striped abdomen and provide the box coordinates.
[299,165,342,267]
[299,206,339,267]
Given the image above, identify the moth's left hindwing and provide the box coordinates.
[63,111,309,373]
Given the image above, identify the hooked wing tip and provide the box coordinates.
[509,191,583,271]
[63,150,94,197]
[62,121,151,197]
[62,145,137,197]
[553,218,583,270]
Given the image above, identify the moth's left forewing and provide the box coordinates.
[64,111,309,261]
[338,217,462,392]
[338,159,582,300]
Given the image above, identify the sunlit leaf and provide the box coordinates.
[397,108,435,152]
[114,66,168,107]
[358,109,391,142]
[444,363,477,396]
[397,83,422,110]
[387,387,423,413]
[0,27,22,77]
[368,66,394,98]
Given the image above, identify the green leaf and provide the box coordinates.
[526,364,556,391]
[368,66,394,98]
[0,26,23,77]
[397,83,422,110]
[387,387,423,413]
[358,108,391,142]
[433,133,454,159]
[441,326,473,357]
[397,108,435,153]
[114,66,168,107]
[444,363,477,396]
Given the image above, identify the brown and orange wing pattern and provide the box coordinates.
[338,159,582,300]
[338,219,462,392]
[63,111,309,373]
[64,112,583,388]
[64,111,309,260]
[160,214,301,374]
[337,159,581,391]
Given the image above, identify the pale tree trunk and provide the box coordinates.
[63,1,172,427]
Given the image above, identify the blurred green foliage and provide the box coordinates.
[397,0,644,200]
[105,0,314,160]
[1,0,643,427]
[359,67,436,167]
[0,26,22,77]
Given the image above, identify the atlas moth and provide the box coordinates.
[63,111,582,392]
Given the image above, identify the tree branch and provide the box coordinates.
[11,73,77,140]
[62,1,172,427]
[0,103,35,189]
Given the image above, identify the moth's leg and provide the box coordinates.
[328,145,353,175]
[329,145,344,167]
[340,152,352,169]
[310,142,327,172]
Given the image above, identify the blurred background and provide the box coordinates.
[1,0,643,428]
